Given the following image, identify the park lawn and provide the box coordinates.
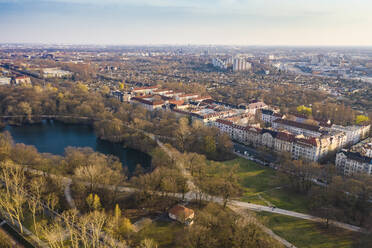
[257,212,357,248]
[219,157,279,193]
[136,220,184,248]
[220,157,310,213]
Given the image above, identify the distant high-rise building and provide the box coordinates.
[226,56,234,65]
[233,58,251,72]
[212,58,227,69]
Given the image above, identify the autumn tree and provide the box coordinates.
[86,193,102,211]
[0,131,13,160]
[177,203,279,248]
[204,136,216,157]
[174,117,190,152]
[297,105,312,116]
[355,115,370,125]
[278,159,320,194]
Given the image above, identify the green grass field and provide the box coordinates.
[218,157,310,213]
[212,157,362,247]
[137,220,184,248]
[257,212,358,248]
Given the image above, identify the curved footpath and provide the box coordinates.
[152,138,364,233]
[5,115,364,247]
[27,159,361,248]
[60,134,363,248]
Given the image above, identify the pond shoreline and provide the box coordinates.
[1,120,151,174]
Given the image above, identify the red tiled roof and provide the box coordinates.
[131,97,164,106]
[15,75,29,79]
[274,119,320,132]
[295,137,318,147]
[169,205,194,219]
[194,96,212,101]
[216,119,262,133]
[216,119,233,126]
[276,132,295,142]
[153,89,172,93]
[169,99,184,105]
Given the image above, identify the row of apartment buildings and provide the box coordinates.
[213,118,357,161]
[212,57,252,72]
[123,86,372,168]
[126,86,268,118]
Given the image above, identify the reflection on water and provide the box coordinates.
[3,120,151,173]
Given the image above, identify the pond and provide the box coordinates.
[3,120,151,173]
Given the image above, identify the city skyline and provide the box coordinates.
[1,0,372,46]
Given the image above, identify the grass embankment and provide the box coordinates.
[218,157,309,213]
[257,212,357,248]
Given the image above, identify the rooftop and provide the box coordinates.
[340,151,372,164]
[169,205,194,219]
[274,119,321,132]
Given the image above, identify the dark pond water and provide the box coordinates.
[3,120,151,173]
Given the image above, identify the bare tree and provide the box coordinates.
[28,176,46,235]
[85,211,107,248]
[138,238,158,248]
[0,161,27,233]
[39,220,65,248]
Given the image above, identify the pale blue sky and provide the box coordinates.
[0,0,371,45]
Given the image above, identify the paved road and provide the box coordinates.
[155,138,197,191]
[76,181,362,233]
[229,199,363,232]
[234,142,276,163]
[229,205,297,248]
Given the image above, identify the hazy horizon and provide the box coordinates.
[1,0,372,46]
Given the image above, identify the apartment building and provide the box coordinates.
[233,58,252,72]
[261,109,283,125]
[132,86,158,96]
[245,101,268,114]
[42,68,72,78]
[274,132,294,153]
[130,97,165,111]
[273,119,322,137]
[213,118,347,161]
[331,125,370,146]
[336,150,372,176]
[14,75,31,85]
